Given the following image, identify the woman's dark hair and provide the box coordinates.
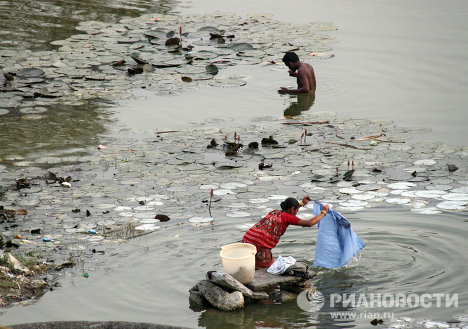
[282,51,299,64]
[280,197,300,211]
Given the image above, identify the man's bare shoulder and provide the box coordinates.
[304,63,315,72]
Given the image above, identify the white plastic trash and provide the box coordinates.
[220,243,257,284]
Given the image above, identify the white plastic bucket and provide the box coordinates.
[220,243,257,284]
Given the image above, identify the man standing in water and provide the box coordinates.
[278,52,316,93]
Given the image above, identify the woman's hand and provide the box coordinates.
[302,195,311,206]
[322,205,330,213]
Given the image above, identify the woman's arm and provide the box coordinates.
[297,204,330,227]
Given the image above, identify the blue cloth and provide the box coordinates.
[313,202,366,268]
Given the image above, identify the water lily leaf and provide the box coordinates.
[16,68,45,78]
[198,26,223,34]
[229,43,255,52]
[143,64,155,73]
[208,76,247,88]
[165,37,180,46]
[206,64,219,75]
[189,50,219,60]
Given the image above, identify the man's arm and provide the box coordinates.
[279,69,310,93]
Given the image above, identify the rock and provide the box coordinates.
[207,271,268,300]
[7,253,30,274]
[246,268,308,292]
[197,280,244,311]
[189,290,207,312]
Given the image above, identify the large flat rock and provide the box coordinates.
[245,268,314,292]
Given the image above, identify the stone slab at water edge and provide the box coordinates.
[189,270,313,311]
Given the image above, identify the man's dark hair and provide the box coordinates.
[282,51,299,64]
[280,197,300,211]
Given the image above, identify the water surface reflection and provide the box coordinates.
[0,0,179,51]
[283,92,315,117]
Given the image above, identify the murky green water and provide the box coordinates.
[0,0,467,328]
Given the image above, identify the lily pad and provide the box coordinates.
[413,159,437,166]
[220,182,248,189]
[387,182,416,190]
[16,68,45,78]
[208,76,247,88]
[135,224,161,231]
[188,217,214,226]
[339,187,362,194]
[213,189,236,196]
[229,43,255,52]
[385,198,411,204]
[206,64,219,75]
[226,211,251,218]
[452,186,468,193]
[435,201,466,210]
[441,193,468,201]
[414,190,447,198]
[411,208,441,215]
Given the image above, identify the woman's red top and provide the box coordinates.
[242,210,301,249]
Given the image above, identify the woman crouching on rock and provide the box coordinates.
[242,195,330,268]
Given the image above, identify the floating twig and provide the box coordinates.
[372,138,405,143]
[282,121,330,126]
[327,142,371,150]
[156,130,179,134]
[354,133,383,141]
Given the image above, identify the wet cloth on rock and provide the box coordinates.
[267,255,297,275]
[313,202,366,268]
